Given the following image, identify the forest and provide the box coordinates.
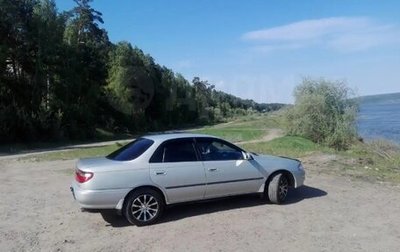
[0,0,284,143]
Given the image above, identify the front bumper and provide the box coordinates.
[293,169,306,188]
[70,181,130,209]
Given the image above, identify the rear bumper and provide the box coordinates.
[70,181,130,209]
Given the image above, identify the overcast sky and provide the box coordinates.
[57,0,400,103]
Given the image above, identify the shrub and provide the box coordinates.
[285,78,358,150]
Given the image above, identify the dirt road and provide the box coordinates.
[236,128,285,145]
[1,157,399,251]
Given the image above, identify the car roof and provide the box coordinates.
[141,132,220,142]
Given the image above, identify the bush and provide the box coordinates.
[285,78,358,150]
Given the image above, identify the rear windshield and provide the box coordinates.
[107,138,154,161]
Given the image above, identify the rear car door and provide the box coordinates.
[196,137,264,199]
[149,138,206,204]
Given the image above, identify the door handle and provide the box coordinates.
[208,168,217,172]
[155,171,166,175]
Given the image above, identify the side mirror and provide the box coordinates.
[243,152,253,160]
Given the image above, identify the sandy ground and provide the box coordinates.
[1,156,400,252]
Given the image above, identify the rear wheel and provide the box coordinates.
[124,189,164,226]
[267,173,289,204]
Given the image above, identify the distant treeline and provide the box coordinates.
[0,0,285,143]
[358,92,400,105]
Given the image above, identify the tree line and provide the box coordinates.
[0,0,284,143]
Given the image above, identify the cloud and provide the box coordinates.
[250,43,305,53]
[242,17,400,52]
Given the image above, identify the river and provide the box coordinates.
[357,94,400,144]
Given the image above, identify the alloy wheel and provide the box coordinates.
[278,176,289,200]
[131,194,159,222]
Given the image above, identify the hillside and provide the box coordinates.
[359,92,400,105]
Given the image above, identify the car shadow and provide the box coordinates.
[99,185,327,228]
[283,185,327,204]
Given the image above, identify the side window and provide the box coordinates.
[196,138,244,161]
[150,139,198,163]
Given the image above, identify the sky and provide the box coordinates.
[56,0,400,103]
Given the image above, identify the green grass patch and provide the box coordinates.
[225,113,284,129]
[193,128,265,142]
[340,140,400,183]
[21,143,122,162]
[0,128,132,155]
[239,136,330,158]
[191,113,283,142]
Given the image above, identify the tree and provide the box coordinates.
[106,42,137,115]
[0,0,67,141]
[285,78,358,150]
[59,0,110,138]
[0,0,283,143]
[0,0,36,141]
[192,77,215,123]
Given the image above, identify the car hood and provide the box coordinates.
[251,154,300,171]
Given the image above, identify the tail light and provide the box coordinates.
[75,169,94,183]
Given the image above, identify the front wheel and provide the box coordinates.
[267,173,289,204]
[124,189,164,226]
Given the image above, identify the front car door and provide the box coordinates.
[149,138,206,204]
[196,137,264,199]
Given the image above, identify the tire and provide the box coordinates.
[267,173,289,204]
[123,188,164,226]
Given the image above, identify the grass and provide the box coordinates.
[20,143,122,162]
[14,113,400,184]
[239,136,330,158]
[226,113,284,129]
[0,128,132,155]
[339,140,400,183]
[21,113,281,161]
[193,128,265,142]
[191,113,283,142]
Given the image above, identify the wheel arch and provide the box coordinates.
[120,185,168,212]
[266,169,295,188]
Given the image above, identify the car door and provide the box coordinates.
[149,138,206,204]
[196,137,264,199]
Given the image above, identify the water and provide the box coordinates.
[357,97,400,144]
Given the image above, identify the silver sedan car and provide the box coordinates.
[70,133,305,226]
